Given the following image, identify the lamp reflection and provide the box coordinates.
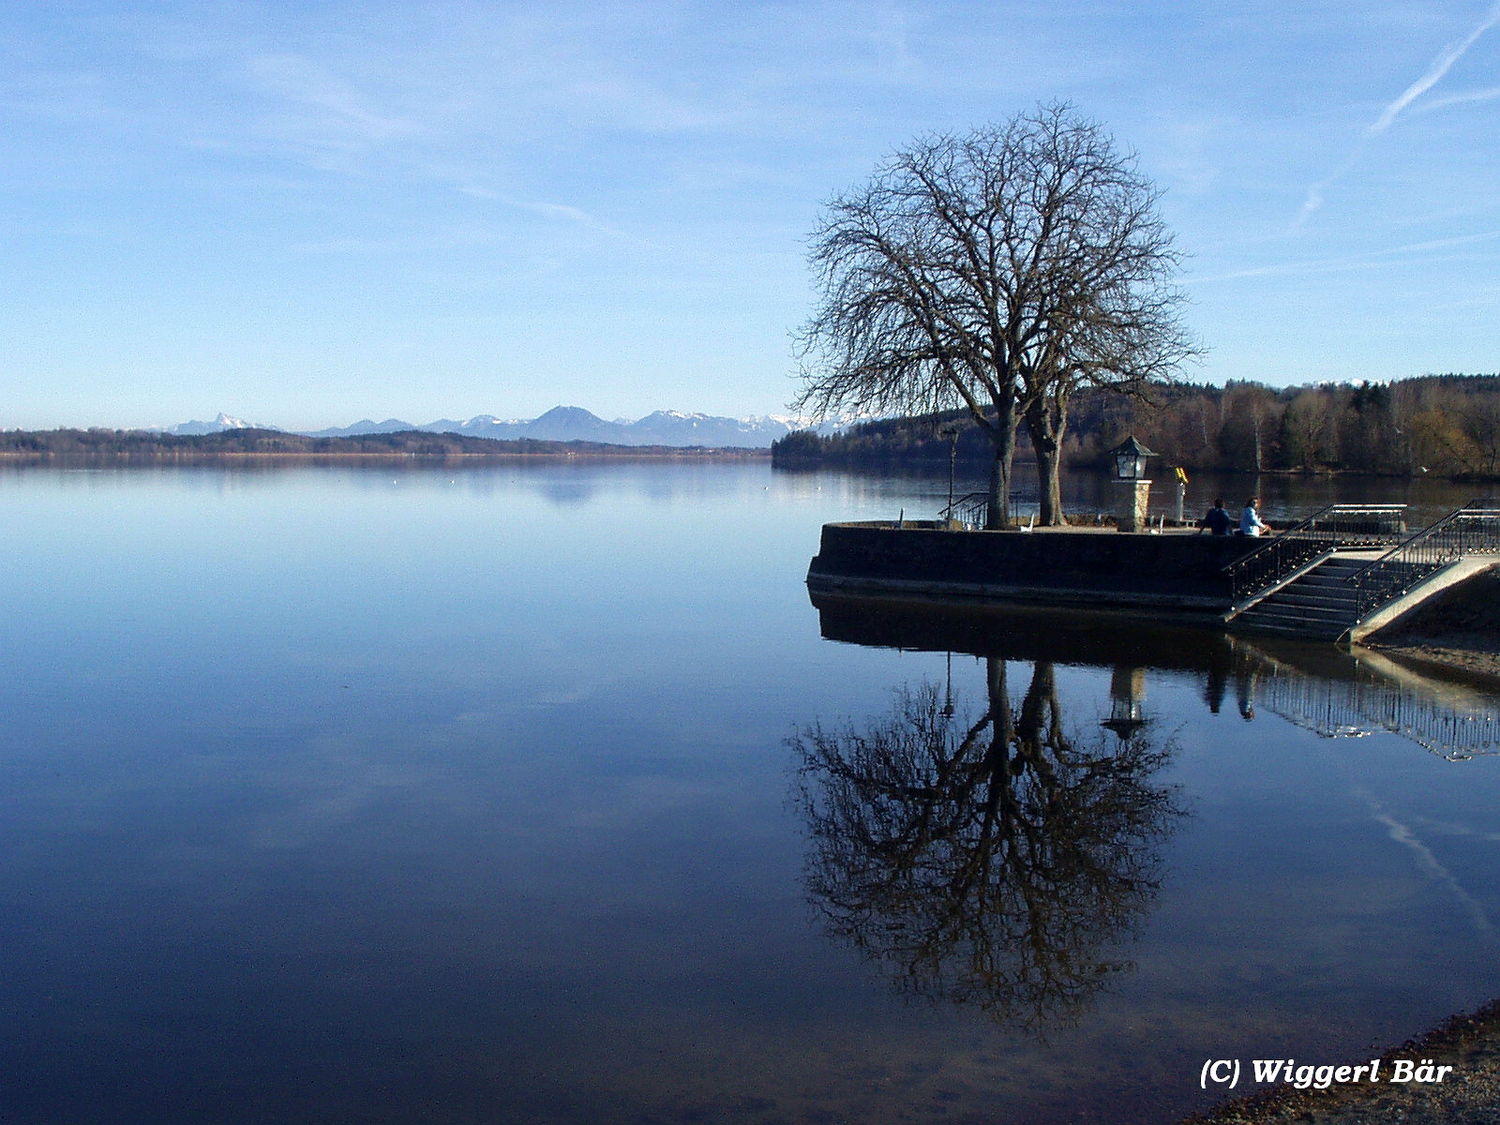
[1101,665,1149,740]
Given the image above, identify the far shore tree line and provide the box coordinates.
[0,427,759,459]
[772,372,1500,482]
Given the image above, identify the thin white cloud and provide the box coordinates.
[516,201,607,228]
[4,69,115,124]
[1295,149,1363,228]
[511,200,657,249]
[1409,813,1500,842]
[1356,787,1496,939]
[287,226,505,256]
[1191,228,1500,284]
[1413,84,1500,113]
[1367,1,1500,135]
[244,53,416,148]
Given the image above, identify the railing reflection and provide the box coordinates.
[1234,641,1500,761]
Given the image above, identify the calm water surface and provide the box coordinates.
[1,461,1497,1124]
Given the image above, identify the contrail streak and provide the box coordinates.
[1367,1,1500,134]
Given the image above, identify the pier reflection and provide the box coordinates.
[811,593,1500,762]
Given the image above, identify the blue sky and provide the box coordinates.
[4,0,1500,430]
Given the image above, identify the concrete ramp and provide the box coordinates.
[1350,557,1499,641]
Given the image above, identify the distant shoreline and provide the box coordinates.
[0,450,771,459]
[0,427,772,460]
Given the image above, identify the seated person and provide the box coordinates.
[1198,498,1234,535]
[1240,497,1271,537]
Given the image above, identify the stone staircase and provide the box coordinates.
[1224,499,1500,642]
[1226,552,1376,641]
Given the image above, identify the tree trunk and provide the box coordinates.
[983,655,1015,835]
[1035,443,1064,526]
[1023,398,1069,526]
[985,656,1014,787]
[984,399,1018,529]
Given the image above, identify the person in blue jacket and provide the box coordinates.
[1240,497,1271,537]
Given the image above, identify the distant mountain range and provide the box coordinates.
[168,407,852,448]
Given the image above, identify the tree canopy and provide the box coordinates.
[795,103,1195,525]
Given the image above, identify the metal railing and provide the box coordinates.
[1348,499,1500,620]
[1224,504,1408,604]
[939,490,1041,529]
[940,491,990,528]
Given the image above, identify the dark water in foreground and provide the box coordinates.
[1,461,1497,1124]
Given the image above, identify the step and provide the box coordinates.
[1299,572,1362,587]
[1230,617,1349,641]
[1238,597,1355,619]
[1313,559,1367,572]
[1268,601,1358,619]
[1237,598,1354,620]
[1263,585,1358,604]
[1275,589,1359,606]
[1239,610,1353,630]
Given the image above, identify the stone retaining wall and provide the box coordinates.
[807,521,1264,613]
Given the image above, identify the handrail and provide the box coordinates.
[939,489,1035,528]
[940,491,990,527]
[1223,504,1408,604]
[1346,499,1500,619]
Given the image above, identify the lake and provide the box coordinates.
[2,460,1498,1124]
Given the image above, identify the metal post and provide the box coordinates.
[942,427,958,515]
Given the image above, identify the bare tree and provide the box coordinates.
[1220,381,1281,472]
[796,103,1196,527]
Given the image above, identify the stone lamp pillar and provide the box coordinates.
[1107,435,1157,533]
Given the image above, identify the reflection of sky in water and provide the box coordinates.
[1,462,1498,1124]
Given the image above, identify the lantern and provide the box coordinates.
[1108,435,1157,481]
[1106,436,1157,533]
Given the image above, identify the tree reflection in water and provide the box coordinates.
[793,657,1182,1031]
